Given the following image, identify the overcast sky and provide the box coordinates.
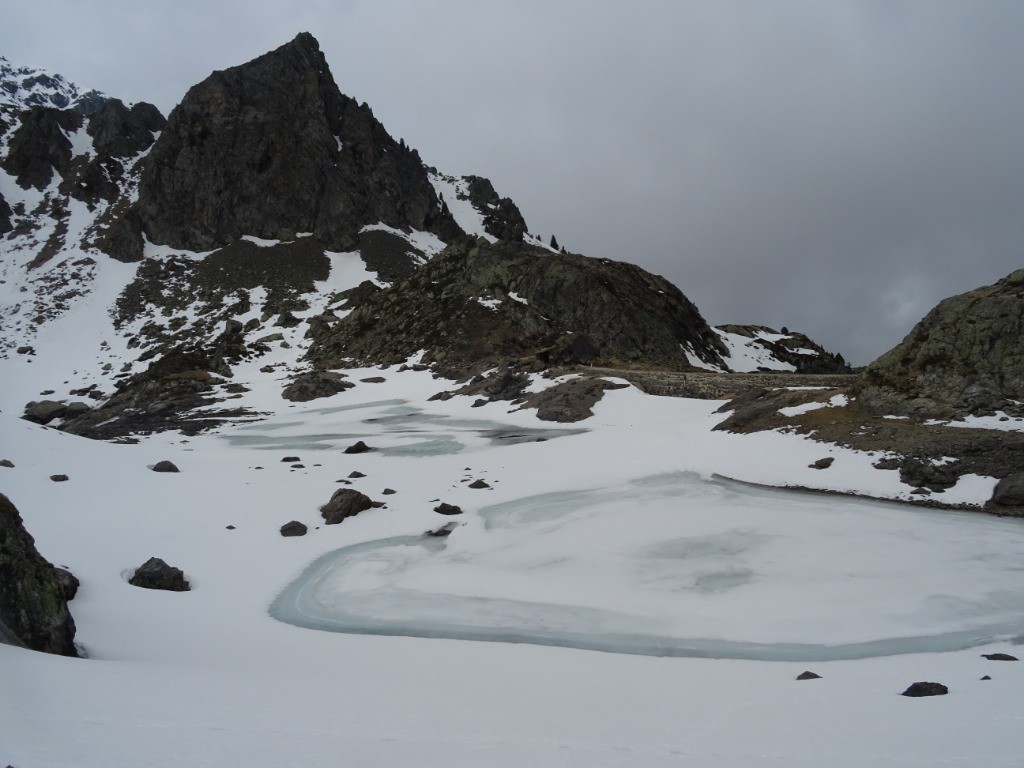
[3,1,1023,364]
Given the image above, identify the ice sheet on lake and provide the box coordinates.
[222,400,585,454]
[271,472,1024,660]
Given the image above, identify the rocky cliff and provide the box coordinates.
[0,492,77,656]
[856,269,1024,418]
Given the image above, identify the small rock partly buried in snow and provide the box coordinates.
[382,488,396,495]
[50,474,69,482]
[226,525,236,530]
[151,460,180,473]
[434,503,463,515]
[809,457,834,470]
[0,459,13,468]
[796,671,821,680]
[981,675,992,680]
[129,557,190,591]
[900,682,948,697]
[344,440,373,454]
[425,522,458,537]
[981,653,1018,661]
[468,479,491,489]
[281,456,301,462]
[348,470,366,478]
[279,521,308,537]
[360,376,386,383]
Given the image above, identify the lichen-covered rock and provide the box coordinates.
[0,493,77,656]
[856,269,1024,418]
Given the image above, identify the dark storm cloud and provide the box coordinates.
[4,1,1023,364]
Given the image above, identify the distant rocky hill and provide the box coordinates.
[709,324,850,374]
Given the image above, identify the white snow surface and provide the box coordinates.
[1,360,1021,767]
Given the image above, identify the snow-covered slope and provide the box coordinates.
[0,56,106,113]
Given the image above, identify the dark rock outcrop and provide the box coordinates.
[128,557,190,591]
[0,493,77,656]
[856,269,1024,419]
[309,239,728,373]
[129,32,460,255]
[320,488,378,524]
[0,190,12,235]
[23,399,68,424]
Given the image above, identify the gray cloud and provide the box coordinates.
[4,0,1023,364]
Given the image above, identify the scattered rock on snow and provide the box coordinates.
[344,440,373,454]
[981,653,1018,661]
[900,682,948,697]
[128,557,190,592]
[49,474,69,482]
[348,470,366,478]
[796,671,821,680]
[320,489,380,525]
[279,521,308,537]
[809,457,834,470]
[281,456,301,462]
[434,503,463,516]
[151,460,180,473]
[0,459,13,468]
[468,479,490,489]
[281,371,354,402]
[22,400,68,424]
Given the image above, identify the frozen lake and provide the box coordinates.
[271,471,1024,660]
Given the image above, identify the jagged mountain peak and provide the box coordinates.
[0,55,107,115]
[117,31,462,260]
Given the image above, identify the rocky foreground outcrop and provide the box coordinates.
[855,269,1024,419]
[309,239,728,373]
[0,493,77,655]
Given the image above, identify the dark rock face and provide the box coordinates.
[86,98,165,158]
[320,488,377,524]
[131,32,459,255]
[128,557,190,591]
[900,681,948,697]
[309,239,727,373]
[0,190,12,235]
[281,371,353,402]
[1,105,82,190]
[857,269,1024,418]
[0,493,77,656]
